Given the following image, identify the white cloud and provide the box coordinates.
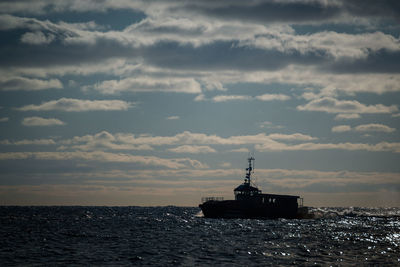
[0,151,208,169]
[17,98,133,112]
[297,97,398,114]
[332,125,351,133]
[20,31,55,45]
[212,95,252,102]
[90,77,202,94]
[268,133,317,141]
[332,123,396,133]
[212,93,290,102]
[59,131,317,154]
[194,94,206,102]
[59,131,153,151]
[354,124,396,133]
[258,121,284,129]
[0,77,62,91]
[168,145,217,154]
[0,139,56,145]
[255,93,291,101]
[334,113,361,120]
[166,116,180,120]
[22,117,65,126]
[255,141,400,153]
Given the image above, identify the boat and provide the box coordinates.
[199,157,307,219]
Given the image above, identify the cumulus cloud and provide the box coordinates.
[168,145,217,154]
[211,93,291,102]
[0,151,208,169]
[212,95,252,102]
[297,97,398,114]
[22,116,65,126]
[17,98,133,112]
[20,31,55,45]
[332,125,352,133]
[59,131,153,151]
[90,77,202,94]
[255,141,400,153]
[335,113,361,120]
[0,77,62,91]
[354,124,396,133]
[332,123,396,133]
[255,94,290,101]
[0,139,56,145]
[59,131,318,153]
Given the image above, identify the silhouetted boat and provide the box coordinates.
[199,157,308,219]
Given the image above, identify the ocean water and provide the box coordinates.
[1,206,399,266]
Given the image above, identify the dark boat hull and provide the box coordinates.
[199,199,299,219]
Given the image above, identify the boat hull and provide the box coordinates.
[199,199,299,219]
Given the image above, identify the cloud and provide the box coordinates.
[258,121,284,129]
[166,116,180,120]
[255,94,290,101]
[0,139,56,145]
[212,95,252,102]
[297,97,398,114]
[332,125,352,133]
[268,133,317,141]
[59,131,317,154]
[0,117,9,122]
[172,0,400,25]
[332,123,396,133]
[59,131,153,151]
[0,151,208,169]
[334,113,361,120]
[2,1,400,24]
[255,141,400,153]
[16,98,133,112]
[211,93,291,102]
[0,77,62,91]
[20,31,55,45]
[354,124,396,133]
[168,145,217,154]
[90,77,202,94]
[22,116,65,126]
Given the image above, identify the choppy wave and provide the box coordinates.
[307,206,400,219]
[1,206,399,265]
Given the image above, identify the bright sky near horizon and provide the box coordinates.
[0,0,399,207]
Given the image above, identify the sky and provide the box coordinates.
[0,0,399,207]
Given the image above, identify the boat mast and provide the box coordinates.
[245,156,255,184]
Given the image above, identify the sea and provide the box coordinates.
[1,206,399,266]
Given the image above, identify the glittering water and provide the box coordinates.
[1,206,399,265]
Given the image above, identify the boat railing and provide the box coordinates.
[298,197,304,207]
[201,196,224,203]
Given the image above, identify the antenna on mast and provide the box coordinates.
[245,156,255,185]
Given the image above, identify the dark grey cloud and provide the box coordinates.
[2,0,399,24]
[141,41,329,71]
[173,0,400,24]
[0,36,133,67]
[176,1,341,24]
[324,49,400,74]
